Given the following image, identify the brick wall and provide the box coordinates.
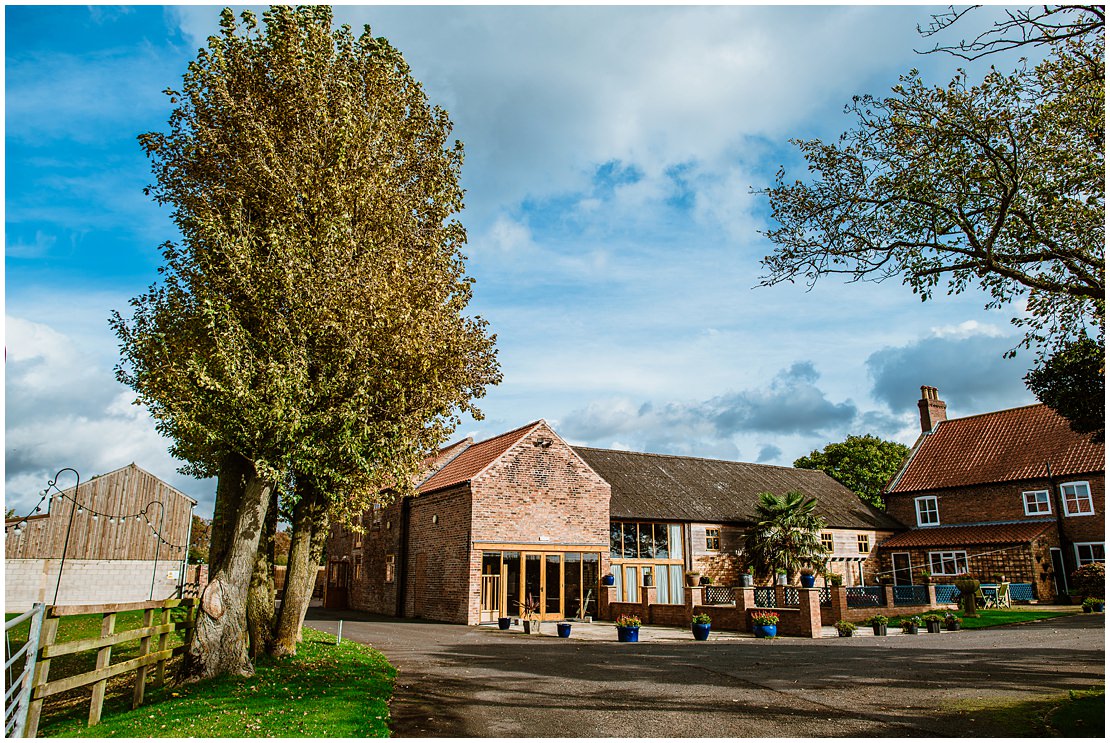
[5,558,185,611]
[886,474,1103,544]
[406,485,474,623]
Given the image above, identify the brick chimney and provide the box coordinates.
[918,386,947,432]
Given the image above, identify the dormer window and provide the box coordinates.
[1022,490,1052,516]
[915,495,940,526]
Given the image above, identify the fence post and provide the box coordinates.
[640,584,658,624]
[685,586,703,615]
[829,585,847,624]
[798,588,823,638]
[24,612,59,739]
[883,584,896,608]
[88,612,117,726]
[132,608,156,709]
[927,584,938,609]
[774,584,787,608]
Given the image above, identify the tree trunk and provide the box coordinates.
[246,484,278,658]
[181,452,273,681]
[272,480,330,657]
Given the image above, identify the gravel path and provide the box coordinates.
[304,610,1104,737]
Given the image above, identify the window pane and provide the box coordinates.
[565,553,582,619]
[610,523,623,557]
[668,524,683,559]
[656,565,669,604]
[638,524,654,559]
[622,523,637,558]
[654,523,669,559]
[612,565,622,598]
[669,565,684,602]
[582,554,599,618]
[624,566,638,602]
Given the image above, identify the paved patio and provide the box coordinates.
[306,607,1102,737]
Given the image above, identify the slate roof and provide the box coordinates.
[888,404,1104,494]
[573,447,903,530]
[880,520,1054,549]
[418,421,541,495]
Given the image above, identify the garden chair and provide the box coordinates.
[996,582,1011,608]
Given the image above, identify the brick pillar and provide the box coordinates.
[927,584,937,609]
[798,587,823,638]
[602,585,618,620]
[735,586,755,631]
[883,584,895,609]
[640,584,658,624]
[829,585,847,624]
[774,584,787,608]
[686,586,704,613]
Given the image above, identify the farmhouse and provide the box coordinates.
[879,387,1105,601]
[4,463,195,611]
[325,420,901,624]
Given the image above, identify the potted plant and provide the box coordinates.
[775,572,788,586]
[685,570,702,587]
[922,613,943,633]
[750,611,779,638]
[954,574,981,618]
[691,612,712,641]
[1082,597,1104,613]
[878,575,893,585]
[518,594,542,635]
[497,616,512,630]
[868,614,889,636]
[700,575,715,586]
[834,619,856,637]
[615,614,641,642]
[602,572,616,586]
[799,566,817,588]
[917,569,932,585]
[556,621,572,638]
[826,572,843,587]
[738,567,754,587]
[943,612,961,631]
[900,616,922,634]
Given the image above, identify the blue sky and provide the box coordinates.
[5,4,1041,517]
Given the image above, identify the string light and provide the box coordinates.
[5,479,187,550]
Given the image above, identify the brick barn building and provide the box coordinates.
[325,420,900,624]
[879,387,1105,600]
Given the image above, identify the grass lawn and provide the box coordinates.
[947,687,1104,737]
[884,608,1077,629]
[6,610,394,738]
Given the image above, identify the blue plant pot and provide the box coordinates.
[800,575,816,588]
[691,623,711,641]
[557,622,572,638]
[1094,603,1105,613]
[602,574,616,586]
[754,624,777,638]
[617,626,639,642]
[497,617,511,630]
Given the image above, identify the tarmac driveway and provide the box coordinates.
[304,610,1104,737]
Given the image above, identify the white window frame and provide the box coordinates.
[1060,481,1095,517]
[914,495,940,526]
[928,550,969,576]
[1022,489,1052,516]
[1074,542,1105,565]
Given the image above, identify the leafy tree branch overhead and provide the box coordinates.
[758,5,1104,358]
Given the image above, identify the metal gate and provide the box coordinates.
[4,604,45,738]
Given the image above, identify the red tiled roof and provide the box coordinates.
[418,421,542,494]
[881,521,1054,549]
[889,404,1104,493]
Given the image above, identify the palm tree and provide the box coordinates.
[742,490,828,582]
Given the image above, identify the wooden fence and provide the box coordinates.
[22,598,196,738]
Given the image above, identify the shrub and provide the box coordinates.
[867,614,889,626]
[1071,563,1105,599]
[922,613,944,622]
[900,616,922,629]
[1081,597,1103,610]
[692,613,711,625]
[614,614,642,628]
[834,619,856,632]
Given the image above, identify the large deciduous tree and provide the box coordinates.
[113,5,499,679]
[794,435,910,510]
[759,5,1104,358]
[1024,336,1105,442]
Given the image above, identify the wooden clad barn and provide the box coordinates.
[5,463,194,562]
[5,464,197,610]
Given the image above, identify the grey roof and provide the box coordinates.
[573,446,904,531]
